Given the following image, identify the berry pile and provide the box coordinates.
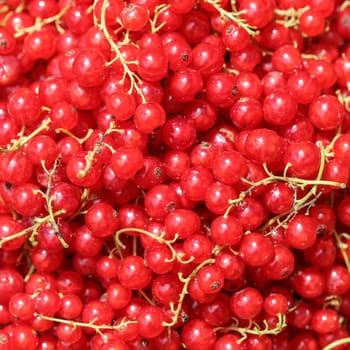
[1,0,350,349]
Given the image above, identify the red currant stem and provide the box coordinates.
[78,125,122,178]
[297,189,322,215]
[340,233,350,240]
[104,55,119,66]
[78,134,106,178]
[336,89,350,113]
[219,128,236,143]
[223,64,240,75]
[150,19,166,33]
[230,0,238,12]
[114,228,193,264]
[86,2,94,14]
[0,118,51,152]
[24,264,36,283]
[333,232,350,274]
[102,142,116,154]
[119,30,133,46]
[274,6,310,28]
[0,225,35,248]
[77,150,98,179]
[287,300,302,314]
[266,158,344,194]
[124,68,145,99]
[104,123,124,136]
[343,98,350,113]
[282,163,292,179]
[14,1,72,37]
[228,249,240,261]
[262,191,322,234]
[30,291,42,299]
[97,0,147,103]
[149,3,169,33]
[0,10,12,27]
[164,258,216,327]
[324,18,331,33]
[124,59,139,66]
[107,246,124,261]
[37,209,67,236]
[15,0,25,12]
[203,0,258,36]
[68,188,95,221]
[301,53,320,60]
[248,144,342,194]
[138,289,155,305]
[41,158,56,195]
[262,50,273,57]
[0,5,9,14]
[135,189,147,205]
[224,159,343,218]
[34,313,137,333]
[215,313,287,342]
[174,255,195,264]
[295,144,334,203]
[325,131,342,158]
[107,246,118,258]
[223,193,245,218]
[46,196,69,248]
[0,204,65,248]
[17,125,26,137]
[322,337,350,350]
[264,213,295,234]
[40,159,69,248]
[340,0,350,11]
[132,235,137,256]
[92,0,100,27]
[55,128,94,144]
[274,17,298,28]
[323,295,342,309]
[213,244,225,256]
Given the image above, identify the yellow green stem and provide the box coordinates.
[35,313,137,334]
[97,0,147,102]
[215,313,287,342]
[0,118,51,153]
[322,337,350,350]
[164,259,216,327]
[114,227,193,264]
[14,1,72,37]
[203,0,258,36]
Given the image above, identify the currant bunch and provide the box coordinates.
[1,0,350,349]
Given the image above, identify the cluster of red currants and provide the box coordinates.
[1,0,350,349]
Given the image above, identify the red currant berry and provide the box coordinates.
[294,267,325,298]
[284,141,321,178]
[120,4,149,31]
[118,255,152,289]
[85,202,119,237]
[197,265,224,294]
[137,305,165,339]
[285,214,318,250]
[182,319,216,350]
[7,88,41,125]
[309,95,345,130]
[110,146,144,180]
[230,287,263,320]
[239,232,275,267]
[311,308,340,334]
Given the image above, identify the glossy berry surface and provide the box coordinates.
[0,1,350,349]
